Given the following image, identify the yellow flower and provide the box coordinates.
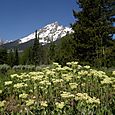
[31,75,43,81]
[78,70,88,76]
[11,74,18,78]
[66,62,72,65]
[69,83,78,89]
[52,79,64,84]
[112,85,115,89]
[64,76,72,82]
[26,99,35,106]
[101,77,113,84]
[23,78,30,82]
[75,93,100,105]
[75,93,89,100]
[77,65,82,69]
[62,74,73,82]
[56,67,65,71]
[0,100,6,107]
[19,93,28,99]
[112,71,115,76]
[29,72,37,76]
[71,61,78,65]
[63,66,72,71]
[61,92,74,98]
[86,97,100,104]
[81,83,85,86]
[39,80,51,86]
[55,102,65,109]
[14,83,28,89]
[0,90,2,94]
[40,101,48,107]
[45,70,52,75]
[5,81,12,86]
[84,65,90,69]
[89,69,106,78]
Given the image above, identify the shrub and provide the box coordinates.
[0,64,11,74]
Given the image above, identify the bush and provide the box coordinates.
[13,65,36,71]
[0,64,11,74]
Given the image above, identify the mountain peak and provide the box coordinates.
[16,22,74,44]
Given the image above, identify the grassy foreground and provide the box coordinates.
[0,62,115,114]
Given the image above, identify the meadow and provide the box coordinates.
[0,62,115,114]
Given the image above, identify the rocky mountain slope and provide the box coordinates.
[1,22,73,50]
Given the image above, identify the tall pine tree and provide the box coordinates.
[7,49,15,67]
[0,48,7,64]
[14,48,19,65]
[55,34,76,65]
[72,0,115,67]
[32,30,43,65]
[48,41,56,63]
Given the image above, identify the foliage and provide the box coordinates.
[7,50,15,67]
[0,61,115,114]
[13,65,36,71]
[72,0,115,67]
[20,47,33,65]
[0,48,7,64]
[55,34,77,65]
[0,64,11,74]
[32,30,44,65]
[13,48,19,66]
[48,41,56,63]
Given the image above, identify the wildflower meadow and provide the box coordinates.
[0,62,115,114]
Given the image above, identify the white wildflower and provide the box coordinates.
[5,81,12,86]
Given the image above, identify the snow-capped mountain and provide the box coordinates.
[0,22,74,50]
[19,22,73,44]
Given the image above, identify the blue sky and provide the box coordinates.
[0,0,78,41]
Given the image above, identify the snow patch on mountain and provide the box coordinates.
[19,22,74,44]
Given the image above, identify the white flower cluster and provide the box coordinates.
[40,101,48,107]
[112,71,115,76]
[0,100,6,108]
[101,77,113,84]
[19,93,28,99]
[52,79,64,84]
[55,102,65,109]
[69,82,78,89]
[0,90,2,94]
[60,91,75,98]
[26,99,35,106]
[75,93,100,104]
[39,80,51,86]
[11,74,19,78]
[4,81,13,86]
[78,70,88,76]
[14,83,28,89]
[62,74,73,82]
[83,65,90,69]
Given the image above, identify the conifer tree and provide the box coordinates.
[32,30,42,65]
[48,41,56,63]
[7,49,15,67]
[14,48,19,65]
[72,0,115,66]
[0,48,7,64]
[26,47,33,64]
[55,34,76,65]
